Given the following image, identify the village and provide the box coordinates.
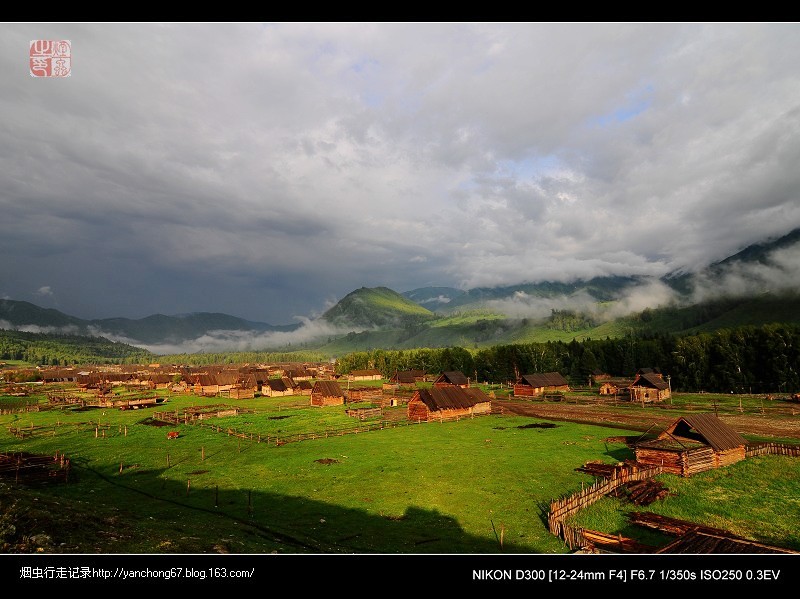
[1,357,799,555]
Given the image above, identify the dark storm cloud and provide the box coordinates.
[1,23,799,324]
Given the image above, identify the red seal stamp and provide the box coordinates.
[30,40,71,77]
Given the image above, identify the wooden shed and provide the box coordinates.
[433,371,469,388]
[345,387,383,402]
[310,380,346,407]
[598,378,634,396]
[263,377,295,397]
[629,372,670,403]
[635,414,746,477]
[407,386,491,421]
[390,370,426,385]
[513,372,570,397]
[348,369,383,381]
[294,380,313,396]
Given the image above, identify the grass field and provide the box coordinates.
[2,389,799,554]
[568,455,800,550]
[0,393,639,553]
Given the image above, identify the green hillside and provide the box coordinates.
[0,329,154,365]
[322,287,436,329]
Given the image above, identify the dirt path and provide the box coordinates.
[493,399,800,440]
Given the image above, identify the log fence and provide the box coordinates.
[547,464,662,550]
[745,442,800,458]
[153,409,491,448]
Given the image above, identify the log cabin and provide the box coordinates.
[629,372,670,402]
[513,372,570,397]
[390,370,427,385]
[310,380,346,407]
[598,378,634,396]
[294,380,313,396]
[263,377,295,397]
[407,386,491,421]
[433,371,469,388]
[634,414,746,476]
[348,369,383,381]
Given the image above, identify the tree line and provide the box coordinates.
[335,324,800,394]
[0,330,153,366]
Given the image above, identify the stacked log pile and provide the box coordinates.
[611,479,671,506]
[628,512,730,536]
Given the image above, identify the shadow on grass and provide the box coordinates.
[9,462,540,554]
[605,447,636,461]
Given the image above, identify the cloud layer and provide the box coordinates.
[1,23,799,323]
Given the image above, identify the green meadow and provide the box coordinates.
[1,392,631,553]
[2,391,799,553]
[568,455,800,550]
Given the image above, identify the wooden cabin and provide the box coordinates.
[598,378,634,396]
[286,368,313,381]
[407,387,491,421]
[147,374,173,389]
[513,372,570,397]
[433,371,469,388]
[263,378,295,397]
[348,369,382,381]
[589,370,613,386]
[345,387,383,403]
[310,380,346,407]
[389,370,426,385]
[635,414,746,477]
[629,372,670,402]
[228,387,255,399]
[294,380,313,396]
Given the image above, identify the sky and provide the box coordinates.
[2,22,800,325]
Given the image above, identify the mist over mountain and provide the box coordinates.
[2,228,799,354]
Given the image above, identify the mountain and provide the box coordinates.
[89,313,298,344]
[0,300,295,345]
[0,299,85,330]
[3,228,800,355]
[665,227,800,294]
[430,276,642,314]
[401,287,466,308]
[321,287,436,329]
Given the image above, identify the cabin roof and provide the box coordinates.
[435,371,469,385]
[632,372,669,390]
[312,380,345,397]
[662,414,746,452]
[415,386,490,411]
[519,372,569,388]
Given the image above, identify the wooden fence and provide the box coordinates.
[547,464,662,549]
[0,451,71,483]
[345,407,382,420]
[166,409,492,448]
[745,442,800,458]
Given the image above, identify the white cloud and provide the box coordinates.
[34,286,53,297]
[0,320,80,335]
[0,23,798,323]
[484,280,679,322]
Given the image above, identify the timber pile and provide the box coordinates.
[628,512,730,537]
[577,529,658,554]
[576,461,626,478]
[656,530,798,554]
[612,479,670,506]
[576,459,646,479]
